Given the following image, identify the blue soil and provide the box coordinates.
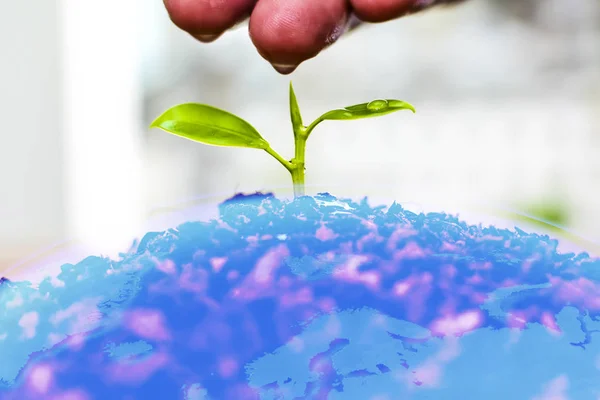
[0,192,599,399]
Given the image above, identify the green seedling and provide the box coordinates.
[150,82,415,198]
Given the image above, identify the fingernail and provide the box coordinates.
[193,34,220,43]
[271,64,298,75]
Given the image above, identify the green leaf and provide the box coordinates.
[150,103,270,149]
[289,82,304,132]
[318,99,415,121]
[303,99,415,138]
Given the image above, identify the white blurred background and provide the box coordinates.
[1,0,599,273]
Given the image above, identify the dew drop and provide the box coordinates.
[366,100,388,111]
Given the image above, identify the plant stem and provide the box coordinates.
[290,128,307,197]
[304,116,323,139]
[265,146,293,172]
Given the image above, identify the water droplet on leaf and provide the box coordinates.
[366,100,388,111]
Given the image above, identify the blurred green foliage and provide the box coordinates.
[523,201,570,227]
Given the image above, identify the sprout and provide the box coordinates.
[151,82,415,198]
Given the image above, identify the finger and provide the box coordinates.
[249,0,351,74]
[350,0,466,23]
[164,0,257,42]
[349,0,415,22]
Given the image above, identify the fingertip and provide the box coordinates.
[249,0,350,68]
[164,0,255,37]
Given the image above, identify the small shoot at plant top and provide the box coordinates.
[150,82,415,198]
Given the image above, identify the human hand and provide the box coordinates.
[163,0,465,74]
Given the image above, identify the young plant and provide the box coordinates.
[150,82,415,198]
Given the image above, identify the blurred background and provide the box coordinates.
[1,0,599,273]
